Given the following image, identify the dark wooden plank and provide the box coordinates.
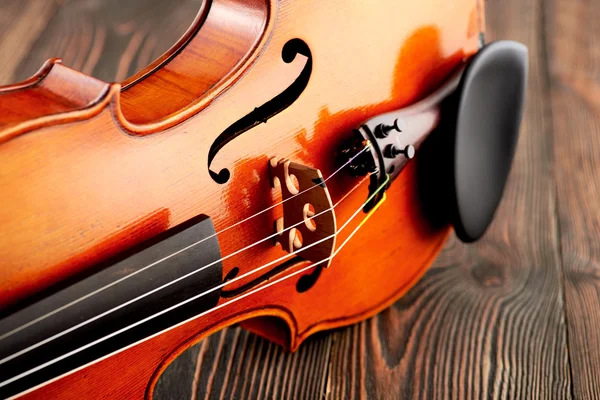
[153,344,201,400]
[6,0,201,84]
[546,0,600,398]
[0,0,57,84]
[324,0,573,397]
[156,327,331,400]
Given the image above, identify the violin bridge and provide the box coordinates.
[269,158,337,267]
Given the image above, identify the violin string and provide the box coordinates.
[0,177,362,365]
[0,171,371,365]
[0,145,370,343]
[0,175,389,389]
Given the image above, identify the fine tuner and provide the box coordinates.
[344,40,527,242]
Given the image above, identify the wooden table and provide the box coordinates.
[1,0,598,398]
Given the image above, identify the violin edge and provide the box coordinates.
[0,60,115,144]
[0,0,277,140]
[0,58,60,93]
[119,0,212,90]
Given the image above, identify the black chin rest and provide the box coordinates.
[419,40,528,243]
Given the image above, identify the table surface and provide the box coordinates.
[1,0,599,398]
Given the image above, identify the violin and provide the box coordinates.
[0,0,528,398]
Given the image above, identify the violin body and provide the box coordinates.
[0,0,504,398]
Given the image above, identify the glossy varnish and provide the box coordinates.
[0,0,481,398]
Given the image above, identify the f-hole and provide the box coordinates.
[220,257,322,298]
[207,38,313,184]
[296,266,323,293]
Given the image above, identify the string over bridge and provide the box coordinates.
[269,158,337,268]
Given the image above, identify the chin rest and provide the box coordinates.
[419,40,528,242]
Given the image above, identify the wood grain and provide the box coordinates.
[1,0,598,398]
[5,0,200,84]
[547,0,600,398]
[156,328,332,400]
[0,0,57,84]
